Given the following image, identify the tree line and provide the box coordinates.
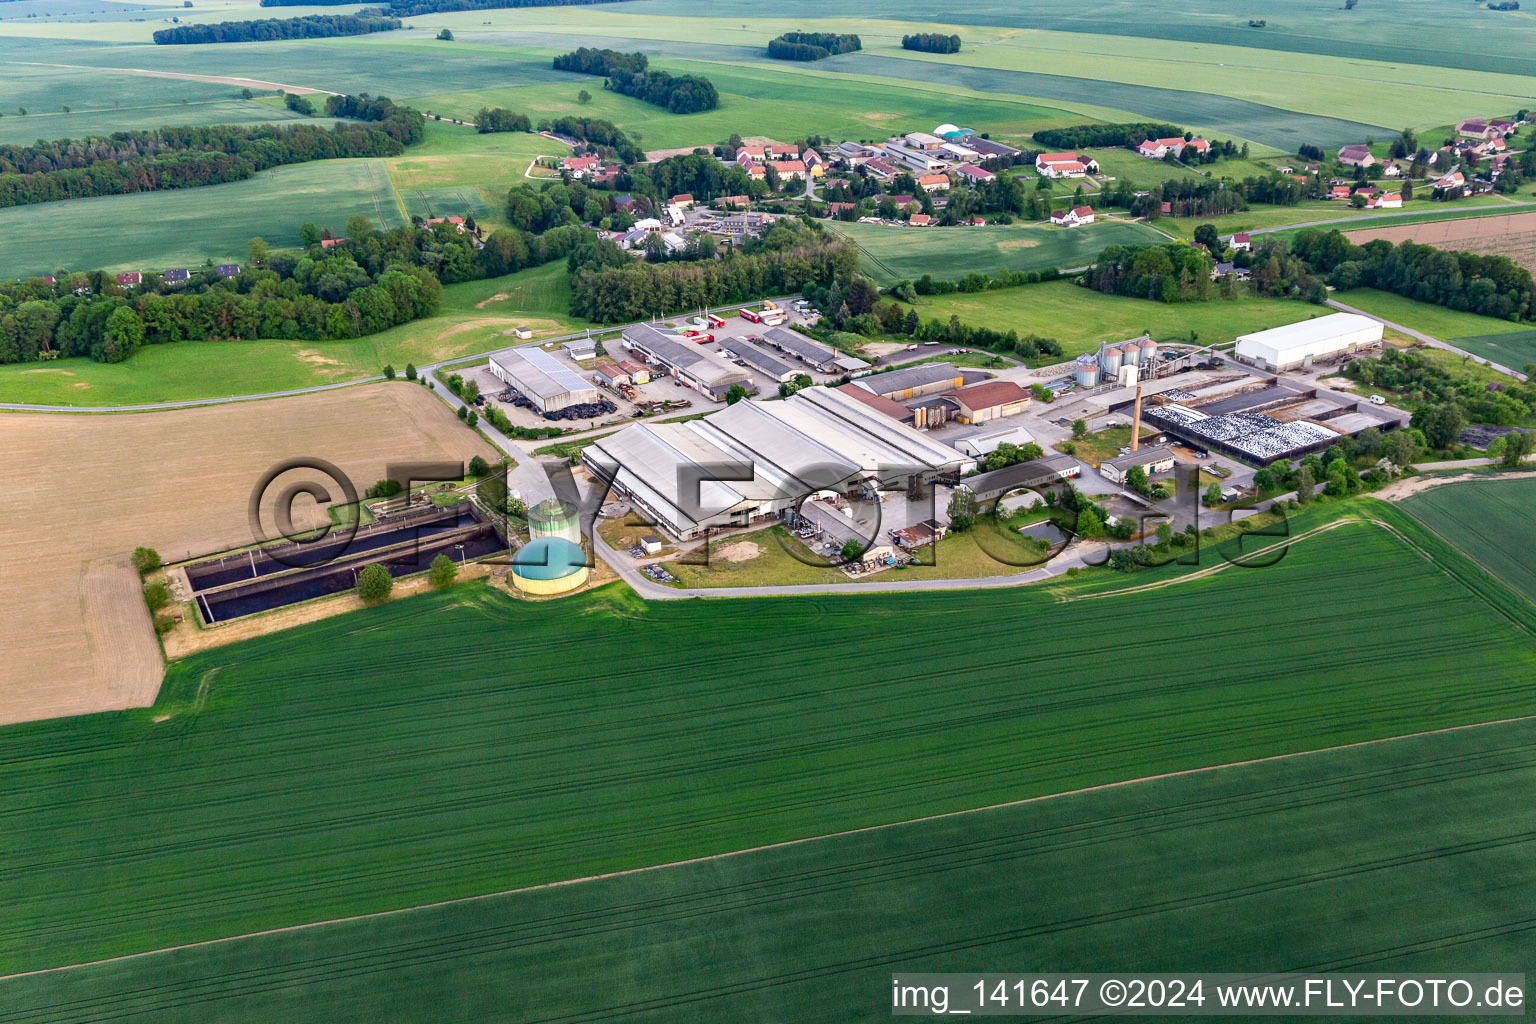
[552,48,718,113]
[1081,242,1215,303]
[901,33,961,53]
[152,13,400,44]
[767,31,861,61]
[1032,122,1183,150]
[0,101,422,209]
[543,114,643,163]
[476,108,532,133]
[567,220,856,322]
[1288,229,1535,322]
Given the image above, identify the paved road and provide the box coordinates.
[1325,297,1528,382]
[1247,199,1536,236]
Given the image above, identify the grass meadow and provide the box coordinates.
[903,280,1325,357]
[8,713,1535,1021]
[0,262,587,406]
[0,159,402,277]
[0,503,1533,973]
[833,218,1163,284]
[1400,476,1536,604]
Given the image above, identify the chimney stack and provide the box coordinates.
[1131,384,1143,452]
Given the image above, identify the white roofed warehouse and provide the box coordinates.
[1233,313,1383,372]
[489,345,601,413]
[622,324,753,401]
[583,387,974,540]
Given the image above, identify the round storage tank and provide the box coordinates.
[1074,355,1100,388]
[510,536,589,595]
[1099,345,1122,376]
[528,497,580,544]
[1120,342,1142,367]
[1139,337,1158,363]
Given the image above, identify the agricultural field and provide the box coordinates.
[388,120,565,224]
[0,383,493,726]
[900,280,1324,357]
[834,218,1163,285]
[0,159,403,278]
[1344,210,1536,276]
[8,713,1534,1022]
[1331,288,1536,369]
[0,262,587,406]
[1,504,1534,973]
[1400,476,1536,605]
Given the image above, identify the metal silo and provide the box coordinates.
[1120,341,1142,368]
[1139,337,1158,365]
[1098,343,1122,377]
[528,497,581,544]
[1075,354,1100,388]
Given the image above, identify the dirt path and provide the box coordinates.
[1374,468,1536,502]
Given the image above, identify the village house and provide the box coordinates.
[1456,117,1492,139]
[1050,205,1094,227]
[116,271,141,287]
[1136,139,1168,159]
[1367,191,1403,209]
[908,213,932,227]
[917,173,950,192]
[769,160,807,181]
[1328,184,1353,200]
[863,157,900,180]
[669,194,694,209]
[561,155,600,178]
[1337,144,1376,168]
[1489,119,1517,137]
[425,216,466,231]
[214,264,239,278]
[1034,151,1094,178]
[1228,232,1252,251]
[952,164,996,184]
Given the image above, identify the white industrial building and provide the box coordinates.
[1233,313,1383,372]
[489,345,601,413]
[955,424,1035,458]
[584,386,974,540]
[622,323,753,401]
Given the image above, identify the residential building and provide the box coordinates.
[1456,117,1492,139]
[1228,232,1252,251]
[908,213,933,226]
[1136,139,1168,159]
[116,271,141,287]
[562,155,599,177]
[1050,205,1095,227]
[214,264,239,278]
[1035,151,1092,178]
[1367,191,1402,209]
[952,164,996,184]
[917,173,950,191]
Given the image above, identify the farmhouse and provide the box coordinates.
[955,454,1081,502]
[1035,151,1093,178]
[1367,191,1403,209]
[944,380,1031,424]
[863,157,900,180]
[162,269,189,286]
[1228,232,1252,251]
[562,155,599,177]
[582,386,973,540]
[622,323,752,401]
[952,164,996,183]
[1337,144,1376,168]
[1099,446,1176,484]
[1457,117,1492,139]
[909,213,933,226]
[1135,139,1168,159]
[116,272,141,287]
[1329,185,1352,200]
[489,345,602,413]
[1233,313,1383,372]
[917,173,950,191]
[1050,205,1095,227]
[769,160,806,180]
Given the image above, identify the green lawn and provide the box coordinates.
[1332,288,1536,368]
[9,713,1534,1021]
[1400,476,1536,604]
[833,219,1163,285]
[0,263,587,407]
[904,280,1324,358]
[1,502,1534,973]
[0,159,403,278]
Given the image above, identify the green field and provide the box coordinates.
[834,218,1163,284]
[1332,289,1536,368]
[0,159,403,277]
[2,503,1534,973]
[1400,477,1536,604]
[902,279,1323,356]
[8,714,1534,1021]
[0,262,586,406]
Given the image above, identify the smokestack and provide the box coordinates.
[1131,384,1143,453]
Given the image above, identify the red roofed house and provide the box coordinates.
[669,194,694,208]
[561,155,599,177]
[1329,184,1352,200]
[116,271,141,288]
[595,362,632,387]
[769,160,806,180]
[886,194,917,211]
[863,157,900,180]
[735,145,767,163]
[618,359,651,384]
[766,142,800,160]
[743,164,767,181]
[1433,170,1466,191]
[1368,191,1403,209]
[1229,232,1252,251]
[321,237,342,248]
[425,216,466,231]
[908,213,933,227]
[1180,137,1210,156]
[953,164,996,183]
[1136,139,1168,159]
[1035,151,1092,178]
[1050,205,1094,227]
[917,173,949,191]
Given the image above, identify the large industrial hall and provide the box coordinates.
[583,386,975,540]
